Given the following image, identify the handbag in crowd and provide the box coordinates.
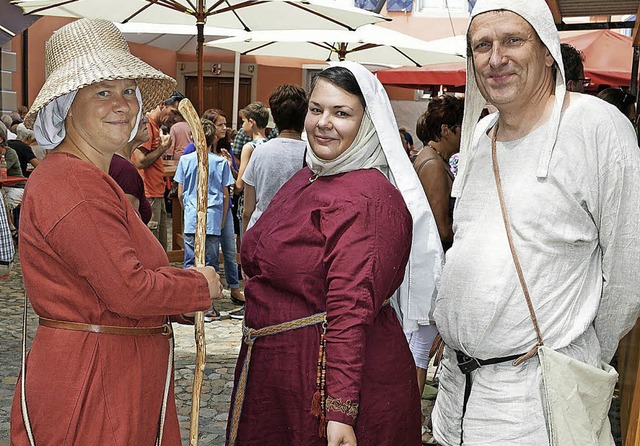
[491,124,618,446]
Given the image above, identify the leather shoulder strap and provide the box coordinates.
[491,124,544,364]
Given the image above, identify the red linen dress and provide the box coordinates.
[10,152,210,445]
[227,168,422,445]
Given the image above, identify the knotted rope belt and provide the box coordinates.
[227,311,327,446]
[227,298,391,446]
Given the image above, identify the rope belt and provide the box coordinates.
[39,317,173,337]
[227,298,391,446]
[227,311,327,446]
[455,350,525,444]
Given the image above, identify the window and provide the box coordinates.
[420,0,469,12]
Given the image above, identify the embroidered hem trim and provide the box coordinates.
[326,396,359,419]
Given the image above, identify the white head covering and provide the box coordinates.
[452,0,566,197]
[309,61,444,330]
[33,87,143,150]
[306,111,387,177]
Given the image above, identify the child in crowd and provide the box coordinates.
[174,119,233,321]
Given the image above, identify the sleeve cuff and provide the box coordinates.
[325,395,359,425]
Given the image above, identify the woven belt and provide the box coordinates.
[227,311,326,446]
[39,317,172,337]
[227,298,392,446]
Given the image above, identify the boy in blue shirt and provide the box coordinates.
[174,119,233,320]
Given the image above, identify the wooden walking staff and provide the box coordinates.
[178,98,208,446]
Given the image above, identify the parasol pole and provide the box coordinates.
[178,98,208,446]
[196,0,205,116]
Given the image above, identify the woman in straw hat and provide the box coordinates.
[10,18,223,445]
[225,62,443,446]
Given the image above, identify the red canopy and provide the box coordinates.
[377,30,634,89]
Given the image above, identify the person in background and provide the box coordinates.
[414,95,463,252]
[0,122,26,237]
[233,102,269,246]
[175,119,234,322]
[234,103,269,196]
[1,115,17,140]
[598,87,637,122]
[17,106,28,121]
[236,85,307,321]
[231,127,251,166]
[412,94,463,445]
[432,1,640,444]
[561,42,587,93]
[14,124,46,160]
[167,113,191,160]
[9,124,41,175]
[226,62,443,446]
[109,116,152,224]
[398,126,415,156]
[132,91,184,250]
[242,84,307,233]
[10,18,222,445]
[183,109,245,307]
[0,192,14,278]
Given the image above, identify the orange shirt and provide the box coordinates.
[136,116,166,198]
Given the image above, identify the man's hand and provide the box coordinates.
[159,130,172,153]
[327,421,357,446]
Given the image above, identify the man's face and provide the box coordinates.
[159,102,181,127]
[468,10,555,111]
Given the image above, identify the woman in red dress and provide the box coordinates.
[226,63,443,446]
[10,19,222,445]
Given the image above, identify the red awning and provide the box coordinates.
[377,30,634,89]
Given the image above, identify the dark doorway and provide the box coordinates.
[185,76,252,128]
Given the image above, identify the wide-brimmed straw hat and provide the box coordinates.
[24,18,176,129]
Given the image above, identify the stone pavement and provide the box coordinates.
[0,252,244,445]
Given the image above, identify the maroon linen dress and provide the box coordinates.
[10,152,210,445]
[227,168,422,445]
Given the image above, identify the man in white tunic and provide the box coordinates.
[432,0,640,445]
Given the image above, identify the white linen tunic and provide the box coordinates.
[432,94,640,445]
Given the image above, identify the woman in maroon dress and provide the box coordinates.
[10,19,222,445]
[226,63,443,446]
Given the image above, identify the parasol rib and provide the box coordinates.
[178,98,209,446]
[18,0,80,16]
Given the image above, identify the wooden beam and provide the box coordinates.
[556,21,634,31]
[633,3,640,47]
[545,0,562,25]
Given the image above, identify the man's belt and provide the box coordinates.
[455,349,525,445]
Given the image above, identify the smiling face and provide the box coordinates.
[66,79,139,151]
[304,79,365,161]
[468,10,555,113]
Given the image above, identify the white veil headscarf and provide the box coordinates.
[452,0,566,197]
[33,87,144,151]
[307,61,444,332]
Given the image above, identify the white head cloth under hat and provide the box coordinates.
[24,18,176,132]
[452,0,566,197]
[318,61,443,330]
